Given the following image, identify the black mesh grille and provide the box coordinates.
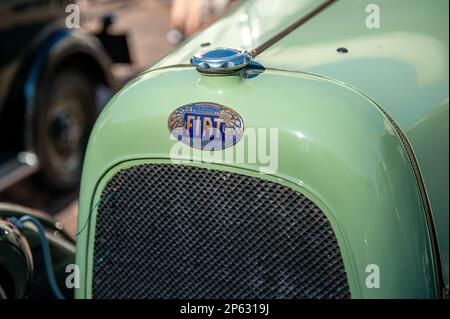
[92,164,350,299]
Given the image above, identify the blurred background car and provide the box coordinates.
[0,0,121,193]
[0,0,235,236]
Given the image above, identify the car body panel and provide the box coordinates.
[76,67,437,298]
[256,0,449,289]
[151,0,450,289]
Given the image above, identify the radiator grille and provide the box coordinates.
[92,164,350,298]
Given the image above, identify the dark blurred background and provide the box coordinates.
[0,0,235,237]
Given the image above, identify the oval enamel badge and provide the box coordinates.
[168,102,244,151]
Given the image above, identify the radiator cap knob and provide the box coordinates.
[191,47,252,74]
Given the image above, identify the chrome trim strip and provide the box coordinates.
[250,0,337,57]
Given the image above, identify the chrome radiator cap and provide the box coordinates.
[190,47,252,74]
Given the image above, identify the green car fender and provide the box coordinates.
[75,65,437,298]
[148,0,449,296]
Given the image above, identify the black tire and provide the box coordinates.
[34,69,97,191]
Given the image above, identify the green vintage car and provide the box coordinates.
[74,0,448,299]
